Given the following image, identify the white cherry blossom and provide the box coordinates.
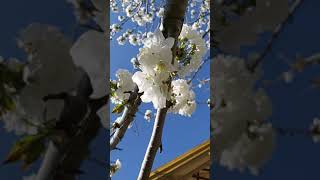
[177,24,207,77]
[170,79,196,116]
[111,69,135,104]
[144,110,153,122]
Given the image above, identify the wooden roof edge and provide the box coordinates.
[181,161,211,180]
[150,139,210,179]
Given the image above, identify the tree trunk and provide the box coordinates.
[137,0,188,179]
[36,95,109,180]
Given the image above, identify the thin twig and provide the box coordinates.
[188,57,211,84]
[247,0,304,73]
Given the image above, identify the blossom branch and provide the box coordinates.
[202,29,211,39]
[188,57,211,84]
[50,97,107,180]
[110,87,142,151]
[137,0,188,179]
[110,1,144,38]
[247,0,304,73]
[137,106,169,180]
[36,94,109,180]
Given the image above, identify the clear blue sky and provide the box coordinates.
[0,1,107,179]
[110,8,210,179]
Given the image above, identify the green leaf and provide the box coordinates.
[112,103,125,114]
[3,133,47,168]
[21,141,46,170]
[110,80,118,91]
[3,95,16,111]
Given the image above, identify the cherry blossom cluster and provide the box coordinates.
[110,0,160,43]
[110,0,210,48]
[132,29,175,109]
[177,24,207,77]
[110,69,135,104]
[111,24,207,116]
[212,54,274,175]
[187,0,210,32]
[1,20,109,135]
[169,79,196,116]
[1,24,82,135]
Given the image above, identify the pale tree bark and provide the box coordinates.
[36,142,61,180]
[110,87,142,150]
[137,0,188,179]
[137,107,168,180]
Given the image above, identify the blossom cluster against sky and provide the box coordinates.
[0,1,107,179]
[2,0,320,180]
[214,0,320,179]
[109,4,210,180]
